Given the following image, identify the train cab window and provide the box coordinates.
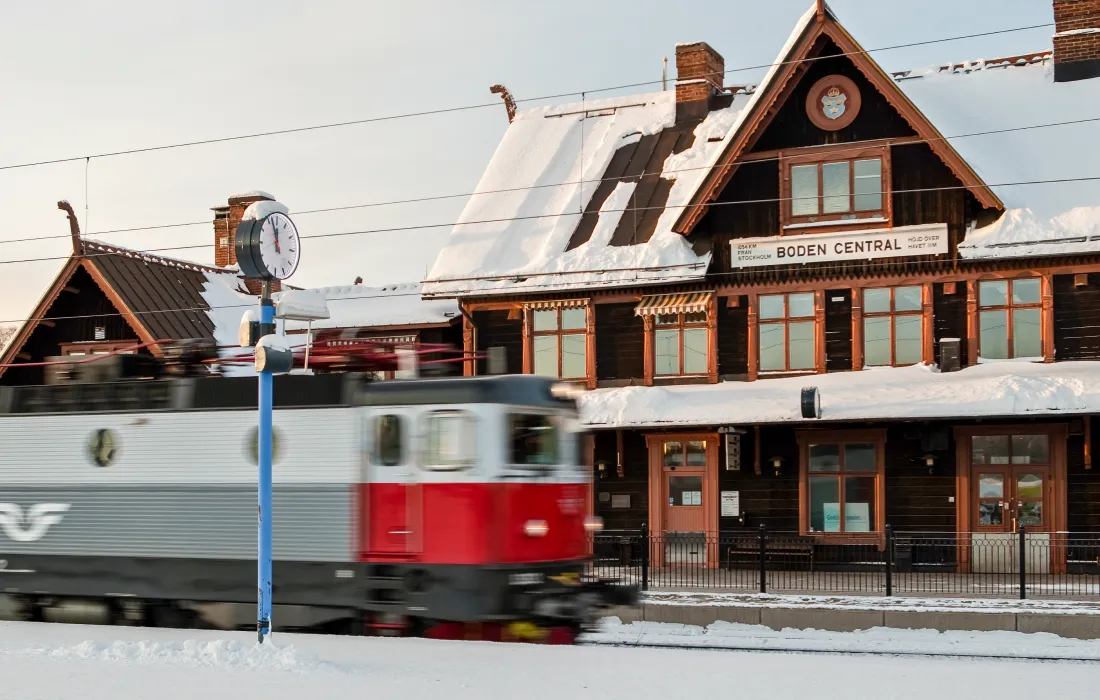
[424,410,477,470]
[373,414,404,466]
[510,414,560,466]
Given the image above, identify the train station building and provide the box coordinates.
[422,1,1100,572]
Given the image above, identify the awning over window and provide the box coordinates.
[634,291,713,317]
[523,298,588,310]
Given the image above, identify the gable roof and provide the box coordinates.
[895,54,1100,260]
[672,2,1001,234]
[0,241,249,379]
[424,3,1100,298]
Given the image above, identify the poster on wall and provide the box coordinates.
[721,491,740,517]
[823,503,841,532]
[846,503,871,532]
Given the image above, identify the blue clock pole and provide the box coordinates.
[258,282,274,643]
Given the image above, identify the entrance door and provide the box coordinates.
[363,409,419,558]
[970,433,1053,574]
[661,440,707,565]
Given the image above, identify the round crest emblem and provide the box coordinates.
[88,429,119,467]
[806,75,861,131]
[246,426,283,465]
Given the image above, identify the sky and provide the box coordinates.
[0,0,1057,327]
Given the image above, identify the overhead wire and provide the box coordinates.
[0,172,1097,270]
[1,114,1096,248]
[0,21,1054,176]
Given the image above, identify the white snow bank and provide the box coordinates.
[588,618,1100,660]
[580,361,1100,428]
[1,619,1097,700]
[241,200,289,222]
[896,58,1100,259]
[11,638,339,674]
[277,282,458,332]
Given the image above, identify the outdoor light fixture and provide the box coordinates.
[922,453,937,475]
[769,456,784,476]
[596,460,608,479]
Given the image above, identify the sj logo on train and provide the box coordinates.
[0,503,71,542]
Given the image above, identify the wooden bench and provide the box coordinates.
[726,538,815,571]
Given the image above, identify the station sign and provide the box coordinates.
[731,223,948,268]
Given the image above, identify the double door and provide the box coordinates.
[974,467,1048,533]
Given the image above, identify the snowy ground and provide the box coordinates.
[643,592,1100,614]
[2,620,1099,700]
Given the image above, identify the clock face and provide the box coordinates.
[256,213,301,280]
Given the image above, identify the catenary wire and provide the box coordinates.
[0,174,1096,270]
[0,22,1054,175]
[0,184,1094,329]
[0,114,1095,248]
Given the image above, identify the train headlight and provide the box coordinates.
[584,516,603,533]
[524,520,549,537]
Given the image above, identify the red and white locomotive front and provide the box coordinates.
[357,375,617,631]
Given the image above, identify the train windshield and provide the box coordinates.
[509,414,560,468]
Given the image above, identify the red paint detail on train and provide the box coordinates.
[359,481,588,565]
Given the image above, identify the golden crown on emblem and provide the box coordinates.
[826,86,842,98]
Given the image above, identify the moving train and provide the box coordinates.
[0,350,636,643]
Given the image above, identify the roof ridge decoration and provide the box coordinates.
[82,239,237,276]
[671,1,1003,235]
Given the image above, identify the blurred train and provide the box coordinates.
[0,344,636,643]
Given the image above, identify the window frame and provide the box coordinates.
[372,414,405,467]
[781,146,892,231]
[653,311,710,377]
[975,277,1043,361]
[422,409,478,471]
[797,429,887,543]
[507,411,562,469]
[861,286,925,368]
[757,292,818,374]
[59,341,139,357]
[525,303,591,382]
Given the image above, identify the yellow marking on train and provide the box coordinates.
[549,572,580,586]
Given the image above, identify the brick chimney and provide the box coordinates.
[675,42,725,121]
[1053,0,1100,82]
[213,191,281,295]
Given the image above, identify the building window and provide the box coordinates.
[863,286,923,367]
[759,293,815,372]
[532,307,587,379]
[787,148,888,227]
[978,278,1041,360]
[801,436,884,535]
[655,312,708,376]
[662,440,708,468]
[59,341,137,357]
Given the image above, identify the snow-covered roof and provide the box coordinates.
[424,4,1100,295]
[276,283,459,332]
[895,56,1100,260]
[579,361,1100,429]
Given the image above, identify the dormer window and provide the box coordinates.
[782,146,890,230]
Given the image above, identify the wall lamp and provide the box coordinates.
[768,456,785,476]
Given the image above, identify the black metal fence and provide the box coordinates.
[588,526,1100,600]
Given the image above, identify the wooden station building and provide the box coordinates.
[423,1,1100,569]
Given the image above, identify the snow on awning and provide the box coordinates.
[634,291,713,317]
[523,298,588,310]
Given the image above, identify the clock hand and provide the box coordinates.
[272,221,281,253]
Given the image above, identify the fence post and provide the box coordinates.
[640,523,649,592]
[758,523,767,594]
[885,525,894,597]
[1018,525,1027,600]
